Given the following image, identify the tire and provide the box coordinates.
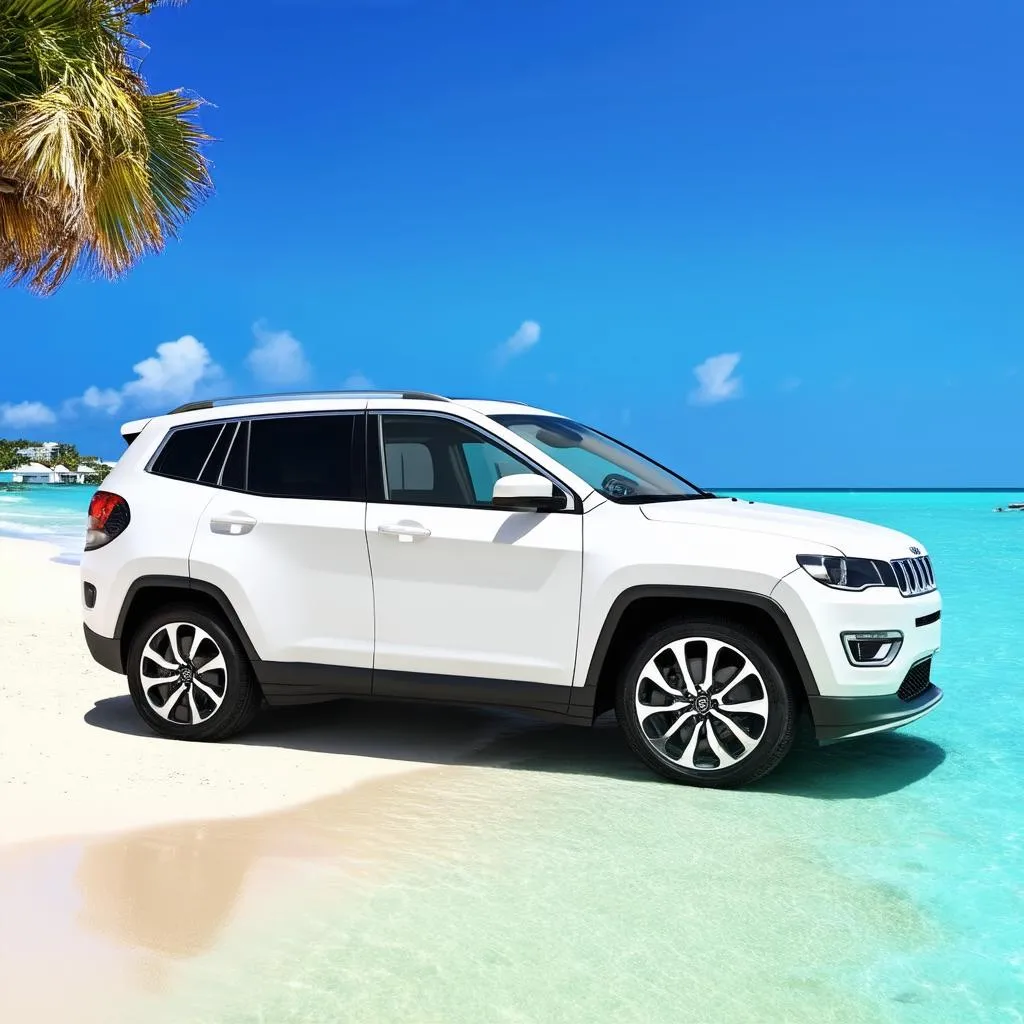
[614,619,798,788]
[126,604,261,741]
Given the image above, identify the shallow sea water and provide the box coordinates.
[3,489,1023,1021]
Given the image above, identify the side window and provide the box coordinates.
[379,415,535,507]
[463,441,531,503]
[150,424,224,482]
[246,414,359,500]
[198,422,238,485]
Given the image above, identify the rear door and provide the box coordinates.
[188,409,374,700]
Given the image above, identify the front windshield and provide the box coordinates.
[492,414,710,502]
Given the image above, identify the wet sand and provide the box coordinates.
[0,764,478,1022]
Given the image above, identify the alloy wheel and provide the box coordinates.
[634,637,770,771]
[139,622,228,727]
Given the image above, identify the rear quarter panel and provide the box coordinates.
[79,421,212,640]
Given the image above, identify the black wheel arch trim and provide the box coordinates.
[112,574,263,667]
[569,584,821,718]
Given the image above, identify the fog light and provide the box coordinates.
[842,630,903,667]
[83,582,97,609]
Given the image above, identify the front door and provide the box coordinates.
[364,412,583,712]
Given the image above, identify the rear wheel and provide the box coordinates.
[126,605,260,741]
[615,619,798,788]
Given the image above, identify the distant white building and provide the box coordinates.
[0,462,99,485]
[0,462,53,484]
[16,442,60,462]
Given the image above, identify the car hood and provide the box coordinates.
[639,498,925,558]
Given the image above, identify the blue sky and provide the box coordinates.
[3,0,1023,485]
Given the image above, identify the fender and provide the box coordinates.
[567,584,820,720]
[113,574,262,664]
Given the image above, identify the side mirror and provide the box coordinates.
[492,473,567,512]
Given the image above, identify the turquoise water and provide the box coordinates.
[7,488,1024,1019]
[0,484,92,560]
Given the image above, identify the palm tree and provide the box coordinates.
[0,0,212,294]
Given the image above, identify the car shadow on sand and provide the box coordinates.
[85,695,945,801]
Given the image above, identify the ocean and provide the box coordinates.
[0,484,92,561]
[3,486,1022,1021]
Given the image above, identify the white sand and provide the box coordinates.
[0,537,480,849]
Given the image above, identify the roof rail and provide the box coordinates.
[167,389,450,415]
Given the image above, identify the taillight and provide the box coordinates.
[85,491,131,551]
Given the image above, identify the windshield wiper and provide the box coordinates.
[613,492,718,504]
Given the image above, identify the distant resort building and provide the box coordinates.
[0,462,100,485]
[16,442,60,462]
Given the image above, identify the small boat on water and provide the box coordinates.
[1010,503,1024,510]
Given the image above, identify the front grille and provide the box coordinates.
[898,658,932,702]
[891,555,936,597]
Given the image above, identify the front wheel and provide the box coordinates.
[615,620,798,788]
[126,604,261,741]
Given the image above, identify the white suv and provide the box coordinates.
[81,391,943,788]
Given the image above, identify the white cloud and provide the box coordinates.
[495,320,541,364]
[343,372,373,389]
[72,335,223,416]
[246,322,311,386]
[690,353,742,406]
[81,386,124,415]
[0,401,57,428]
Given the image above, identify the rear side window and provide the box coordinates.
[150,424,223,482]
[198,423,238,485]
[247,414,359,500]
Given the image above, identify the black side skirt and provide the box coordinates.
[256,662,576,721]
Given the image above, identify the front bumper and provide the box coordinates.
[771,567,942,698]
[809,681,943,744]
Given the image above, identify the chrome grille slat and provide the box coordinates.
[890,555,936,597]
[893,561,908,592]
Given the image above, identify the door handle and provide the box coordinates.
[378,521,431,542]
[210,512,257,536]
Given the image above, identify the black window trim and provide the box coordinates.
[147,410,367,501]
[218,420,246,489]
[368,410,583,513]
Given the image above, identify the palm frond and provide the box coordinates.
[0,0,211,294]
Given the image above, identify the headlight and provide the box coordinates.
[796,554,893,591]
